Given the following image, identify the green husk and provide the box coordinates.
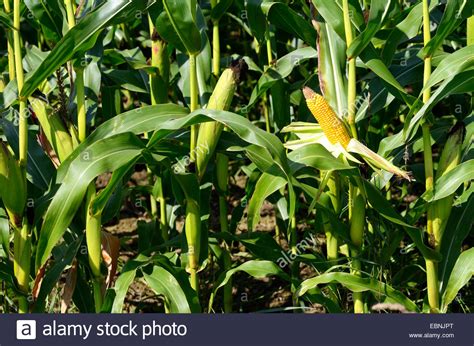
[195,60,247,180]
[431,123,465,249]
[185,198,201,291]
[29,98,75,163]
[0,142,26,223]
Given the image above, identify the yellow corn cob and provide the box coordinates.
[303,87,351,148]
[302,87,412,181]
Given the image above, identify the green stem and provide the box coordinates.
[350,188,365,313]
[76,67,86,143]
[222,251,232,312]
[468,16,474,47]
[64,0,76,29]
[185,199,201,292]
[148,18,170,226]
[190,269,198,292]
[422,0,439,313]
[262,94,271,133]
[211,5,232,311]
[189,53,199,161]
[18,296,28,313]
[92,280,103,313]
[344,0,365,313]
[12,0,29,313]
[13,0,26,167]
[212,19,220,76]
[149,16,170,104]
[266,37,273,66]
[4,0,15,81]
[157,175,169,241]
[325,174,341,261]
[13,223,30,300]
[218,195,228,233]
[343,0,358,139]
[86,184,103,312]
[351,250,364,313]
[263,36,273,133]
[290,215,297,255]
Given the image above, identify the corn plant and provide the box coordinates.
[0,0,472,315]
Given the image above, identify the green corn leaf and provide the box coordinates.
[361,180,442,262]
[245,47,317,110]
[439,196,474,299]
[143,261,201,313]
[111,255,152,313]
[422,45,474,92]
[347,0,396,59]
[0,9,13,30]
[441,248,474,311]
[21,0,149,98]
[403,70,474,147]
[261,2,317,49]
[297,272,419,312]
[32,235,83,312]
[288,144,354,172]
[209,260,290,311]
[0,118,55,190]
[248,171,287,231]
[36,133,145,269]
[159,0,201,55]
[24,0,65,44]
[422,0,474,57]
[211,0,233,22]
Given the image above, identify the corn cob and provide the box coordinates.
[303,87,412,181]
[195,60,247,180]
[303,87,351,148]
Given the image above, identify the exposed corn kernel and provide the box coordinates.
[303,87,351,148]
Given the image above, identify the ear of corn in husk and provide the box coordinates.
[350,188,366,249]
[431,123,465,249]
[303,87,412,181]
[29,97,76,163]
[0,141,26,225]
[195,60,247,180]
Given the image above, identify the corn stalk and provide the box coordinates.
[3,0,15,82]
[148,16,170,241]
[421,0,439,313]
[189,53,199,161]
[63,0,104,312]
[211,0,232,312]
[10,0,30,313]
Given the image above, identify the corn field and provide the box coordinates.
[0,0,473,315]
